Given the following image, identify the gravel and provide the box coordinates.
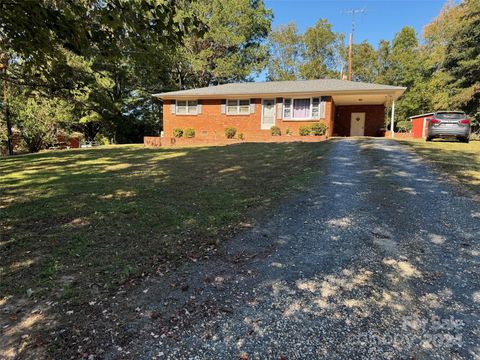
[110,139,480,359]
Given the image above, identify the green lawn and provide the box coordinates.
[400,139,480,191]
[0,142,331,301]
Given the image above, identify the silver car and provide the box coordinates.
[426,111,470,143]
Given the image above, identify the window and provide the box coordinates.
[435,112,465,120]
[283,97,325,120]
[312,98,320,118]
[283,98,311,119]
[293,98,311,119]
[283,99,292,119]
[226,99,250,115]
[176,100,198,115]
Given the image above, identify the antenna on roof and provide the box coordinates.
[341,8,366,81]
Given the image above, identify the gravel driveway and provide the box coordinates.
[115,139,479,359]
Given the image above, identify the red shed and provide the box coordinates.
[409,113,434,138]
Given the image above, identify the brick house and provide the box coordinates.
[153,79,406,142]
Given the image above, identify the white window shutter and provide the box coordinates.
[250,99,255,114]
[170,102,176,114]
[319,96,326,119]
[283,98,292,119]
[197,100,202,114]
[221,99,226,114]
[276,98,283,119]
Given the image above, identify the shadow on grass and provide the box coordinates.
[398,140,480,192]
[0,141,332,358]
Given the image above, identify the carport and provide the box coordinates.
[331,89,405,137]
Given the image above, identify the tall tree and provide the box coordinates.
[379,26,427,122]
[350,41,378,83]
[385,26,421,89]
[174,0,272,88]
[376,40,391,84]
[443,0,480,119]
[300,19,342,79]
[267,20,342,81]
[267,23,304,81]
[0,0,199,148]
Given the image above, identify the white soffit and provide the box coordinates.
[332,93,390,105]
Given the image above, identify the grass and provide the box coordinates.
[0,142,332,300]
[400,139,480,192]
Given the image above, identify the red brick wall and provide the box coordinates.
[334,105,386,137]
[144,136,163,147]
[144,135,327,147]
[163,97,333,140]
[384,131,412,139]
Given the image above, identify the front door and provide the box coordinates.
[350,112,365,136]
[261,99,276,130]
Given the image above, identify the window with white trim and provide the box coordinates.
[282,97,324,120]
[176,100,198,115]
[226,99,250,115]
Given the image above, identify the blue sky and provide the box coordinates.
[265,0,448,47]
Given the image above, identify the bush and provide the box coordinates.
[310,122,327,136]
[238,133,245,140]
[224,127,237,139]
[184,128,195,138]
[299,126,311,136]
[271,126,281,136]
[285,128,292,136]
[173,128,183,138]
[396,120,412,133]
[11,94,74,152]
[95,133,110,145]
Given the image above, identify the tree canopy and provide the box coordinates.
[1,0,479,153]
[267,19,343,81]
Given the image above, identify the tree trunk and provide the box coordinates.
[1,59,13,155]
[3,79,13,156]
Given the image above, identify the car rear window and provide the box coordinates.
[435,112,465,120]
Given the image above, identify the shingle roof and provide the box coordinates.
[153,79,406,99]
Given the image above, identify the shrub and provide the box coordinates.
[184,128,195,138]
[224,127,237,139]
[238,133,245,140]
[310,122,327,136]
[11,94,74,152]
[271,126,281,136]
[299,126,311,136]
[95,133,110,145]
[396,120,412,133]
[285,128,292,136]
[173,128,183,138]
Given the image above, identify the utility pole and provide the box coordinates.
[0,53,13,156]
[342,8,366,81]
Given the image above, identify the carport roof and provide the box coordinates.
[153,79,406,100]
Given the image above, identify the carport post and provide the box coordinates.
[391,100,395,138]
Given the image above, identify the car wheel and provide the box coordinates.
[461,137,469,143]
[426,136,432,142]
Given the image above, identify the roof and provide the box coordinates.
[409,113,435,120]
[409,111,465,120]
[153,79,407,100]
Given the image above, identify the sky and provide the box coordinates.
[265,0,448,47]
